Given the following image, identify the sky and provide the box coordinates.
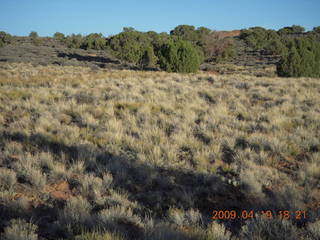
[0,0,319,37]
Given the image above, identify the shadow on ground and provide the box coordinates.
[57,52,121,64]
[1,130,307,238]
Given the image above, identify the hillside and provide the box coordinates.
[0,32,281,77]
[0,63,319,239]
[0,37,137,70]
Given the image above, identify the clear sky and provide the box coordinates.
[1,0,319,37]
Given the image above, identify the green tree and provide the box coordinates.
[170,25,198,43]
[240,27,281,51]
[65,34,83,48]
[313,26,320,34]
[277,46,301,77]
[277,37,320,77]
[81,33,106,50]
[107,30,160,67]
[29,31,41,45]
[29,31,38,38]
[53,32,65,41]
[0,31,12,47]
[140,45,158,68]
[265,39,287,55]
[170,25,212,51]
[123,27,136,32]
[278,25,305,35]
[158,39,202,73]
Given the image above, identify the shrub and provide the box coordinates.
[65,34,84,48]
[277,37,320,77]
[170,25,211,48]
[59,196,93,233]
[107,30,155,66]
[78,173,103,200]
[170,25,199,44]
[203,222,232,240]
[240,27,281,51]
[167,208,202,226]
[240,217,300,240]
[313,26,320,34]
[75,231,124,240]
[53,32,65,41]
[278,25,305,35]
[0,31,12,47]
[307,220,320,240]
[29,31,38,39]
[140,45,158,68]
[98,205,142,228]
[158,39,202,73]
[264,39,287,55]
[29,31,41,46]
[97,206,143,239]
[144,222,189,240]
[3,219,38,240]
[81,33,106,50]
[13,156,47,189]
[0,168,17,191]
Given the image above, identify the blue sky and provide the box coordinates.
[1,0,319,36]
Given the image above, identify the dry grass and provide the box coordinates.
[0,62,319,239]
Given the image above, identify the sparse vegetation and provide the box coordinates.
[0,62,319,239]
[3,219,38,240]
[1,24,320,76]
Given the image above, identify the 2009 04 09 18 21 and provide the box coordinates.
[211,210,307,220]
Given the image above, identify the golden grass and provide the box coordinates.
[0,62,319,239]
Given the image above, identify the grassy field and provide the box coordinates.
[0,62,319,239]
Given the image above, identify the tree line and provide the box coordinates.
[1,25,320,76]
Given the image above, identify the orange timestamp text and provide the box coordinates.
[211,210,307,220]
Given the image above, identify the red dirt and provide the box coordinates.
[44,181,73,200]
[207,70,220,75]
[214,30,241,39]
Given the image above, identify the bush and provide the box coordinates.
[0,31,12,47]
[59,196,93,233]
[170,25,211,48]
[278,25,305,35]
[3,219,38,240]
[140,45,158,68]
[65,34,84,48]
[158,39,202,73]
[75,231,124,240]
[167,208,202,226]
[107,30,158,68]
[203,222,232,240]
[264,39,287,55]
[277,37,320,77]
[240,27,281,51]
[53,32,65,41]
[81,33,106,50]
[240,217,300,240]
[313,26,320,34]
[29,31,41,46]
[170,25,199,44]
[0,168,17,191]
[29,31,38,39]
[307,220,320,240]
